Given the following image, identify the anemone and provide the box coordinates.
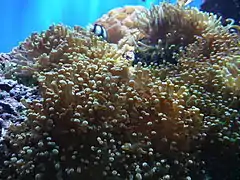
[131,2,235,66]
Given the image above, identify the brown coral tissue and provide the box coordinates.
[0,2,240,180]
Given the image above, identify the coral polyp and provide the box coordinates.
[4,25,125,85]
[1,51,207,179]
[0,2,240,180]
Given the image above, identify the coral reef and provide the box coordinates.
[0,53,13,77]
[0,2,240,180]
[0,77,39,140]
[131,2,237,67]
[0,54,206,180]
[0,76,39,177]
[5,25,126,85]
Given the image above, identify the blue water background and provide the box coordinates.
[0,0,201,52]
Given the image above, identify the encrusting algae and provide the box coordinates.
[0,1,240,180]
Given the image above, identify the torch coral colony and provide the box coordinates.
[0,1,239,180]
